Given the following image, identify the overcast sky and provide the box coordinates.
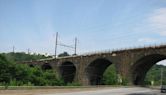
[0,0,166,65]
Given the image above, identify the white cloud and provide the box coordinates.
[148,8,166,36]
[138,38,157,43]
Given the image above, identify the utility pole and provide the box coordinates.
[161,67,163,86]
[74,37,77,55]
[27,48,30,54]
[55,32,58,58]
[12,46,15,53]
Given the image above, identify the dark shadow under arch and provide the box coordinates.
[131,54,166,86]
[42,63,52,70]
[86,58,112,85]
[29,64,34,67]
[59,61,76,84]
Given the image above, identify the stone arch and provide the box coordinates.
[59,61,76,84]
[41,63,52,70]
[131,54,166,85]
[85,58,112,85]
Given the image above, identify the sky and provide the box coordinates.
[0,0,166,65]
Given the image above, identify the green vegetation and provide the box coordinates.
[102,64,129,85]
[102,65,118,85]
[103,64,166,86]
[67,82,81,86]
[1,52,52,62]
[0,54,64,86]
[58,52,70,57]
[145,64,166,85]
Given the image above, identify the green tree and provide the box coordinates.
[103,64,118,85]
[0,54,12,84]
[58,52,70,57]
[0,54,65,86]
[1,52,52,62]
[145,65,166,85]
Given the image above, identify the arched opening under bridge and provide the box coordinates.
[86,58,115,85]
[131,54,166,86]
[59,61,76,84]
[41,63,52,70]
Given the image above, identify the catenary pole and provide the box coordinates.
[74,37,77,55]
[55,32,58,58]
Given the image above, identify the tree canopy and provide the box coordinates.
[1,52,52,62]
[58,52,70,57]
[0,54,63,86]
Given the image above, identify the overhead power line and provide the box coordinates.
[58,43,74,49]
[54,32,78,57]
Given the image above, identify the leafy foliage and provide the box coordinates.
[0,54,64,86]
[67,82,81,86]
[102,64,118,85]
[1,52,52,62]
[58,52,70,57]
[145,64,166,85]
[103,64,166,86]
[0,55,12,84]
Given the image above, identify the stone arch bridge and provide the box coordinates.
[22,44,166,85]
